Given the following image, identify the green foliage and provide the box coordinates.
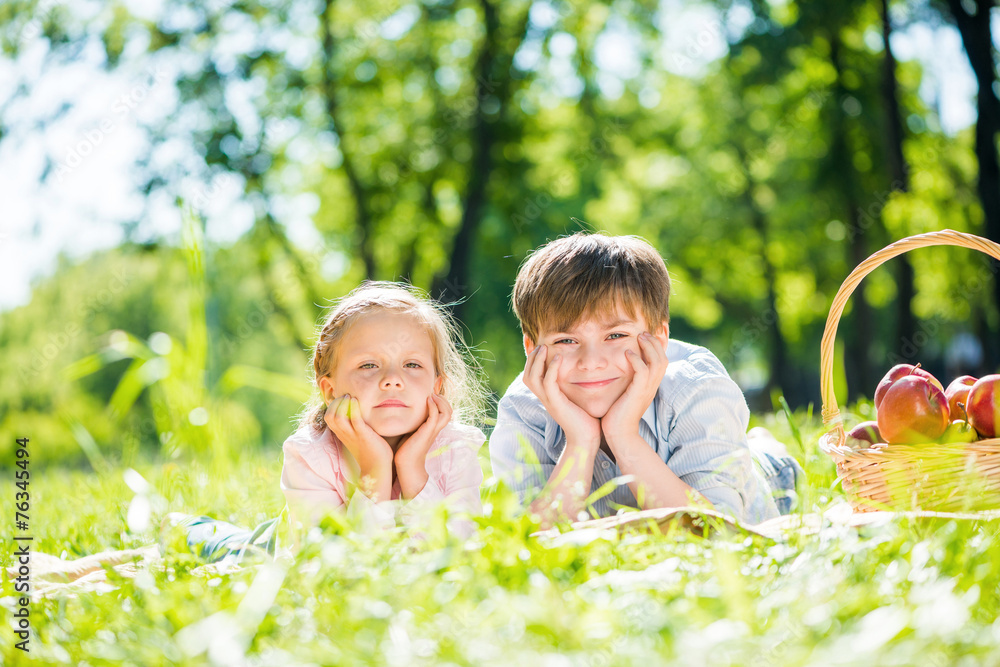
[0,227,314,467]
[5,405,1000,665]
[3,3,1000,657]
[57,213,311,465]
[3,0,997,413]
[0,246,189,466]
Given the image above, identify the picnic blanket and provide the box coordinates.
[9,503,1000,601]
[3,545,242,602]
[533,502,1000,545]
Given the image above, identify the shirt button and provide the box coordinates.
[602,461,610,469]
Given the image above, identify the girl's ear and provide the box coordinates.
[434,374,445,395]
[317,376,335,404]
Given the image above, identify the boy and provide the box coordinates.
[489,232,795,526]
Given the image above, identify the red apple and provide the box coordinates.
[874,364,945,409]
[846,421,883,447]
[939,419,978,444]
[966,374,1000,439]
[944,375,978,420]
[876,375,950,444]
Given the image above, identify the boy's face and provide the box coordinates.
[523,307,669,419]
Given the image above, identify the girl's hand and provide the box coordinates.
[394,394,453,499]
[324,395,394,501]
[523,345,601,446]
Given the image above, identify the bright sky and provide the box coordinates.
[0,3,994,313]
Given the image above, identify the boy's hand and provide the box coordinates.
[602,333,669,445]
[523,345,601,446]
[394,394,453,498]
[324,395,393,500]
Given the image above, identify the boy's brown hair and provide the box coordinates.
[512,232,671,343]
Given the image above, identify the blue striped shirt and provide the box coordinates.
[489,338,779,524]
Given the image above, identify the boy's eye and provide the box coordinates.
[607,333,627,340]
[553,338,575,345]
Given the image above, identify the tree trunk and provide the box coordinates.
[829,34,877,400]
[251,220,313,354]
[946,0,1000,369]
[845,194,877,398]
[321,0,376,280]
[732,142,789,399]
[262,215,325,313]
[879,0,918,372]
[432,0,501,316]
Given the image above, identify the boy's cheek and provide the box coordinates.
[555,377,580,400]
[552,377,586,405]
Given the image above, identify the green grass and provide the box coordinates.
[3,407,1000,666]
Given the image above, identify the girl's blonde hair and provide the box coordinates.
[299,281,487,432]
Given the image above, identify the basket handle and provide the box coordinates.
[820,229,1000,448]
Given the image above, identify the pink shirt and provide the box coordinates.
[280,421,485,533]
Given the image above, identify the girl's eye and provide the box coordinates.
[405,362,422,369]
[359,363,377,369]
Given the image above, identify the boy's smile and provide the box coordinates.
[524,307,669,419]
[572,378,620,389]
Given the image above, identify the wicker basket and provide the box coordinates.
[819,229,1000,512]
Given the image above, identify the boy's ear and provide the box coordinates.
[523,334,536,357]
[317,376,335,404]
[655,321,669,345]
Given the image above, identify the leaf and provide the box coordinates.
[107,358,152,422]
[214,364,312,402]
[65,419,109,474]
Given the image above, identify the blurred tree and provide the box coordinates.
[711,0,975,400]
[877,0,917,371]
[1,0,993,432]
[825,10,885,399]
[940,0,1000,368]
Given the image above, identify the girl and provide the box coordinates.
[280,280,488,532]
[175,281,489,561]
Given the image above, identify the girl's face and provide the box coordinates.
[318,310,443,444]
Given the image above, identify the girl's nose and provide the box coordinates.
[381,371,404,389]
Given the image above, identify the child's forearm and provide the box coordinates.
[357,460,394,504]
[608,434,711,510]
[529,435,601,527]
[395,457,430,500]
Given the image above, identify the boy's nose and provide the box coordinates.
[577,346,607,371]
